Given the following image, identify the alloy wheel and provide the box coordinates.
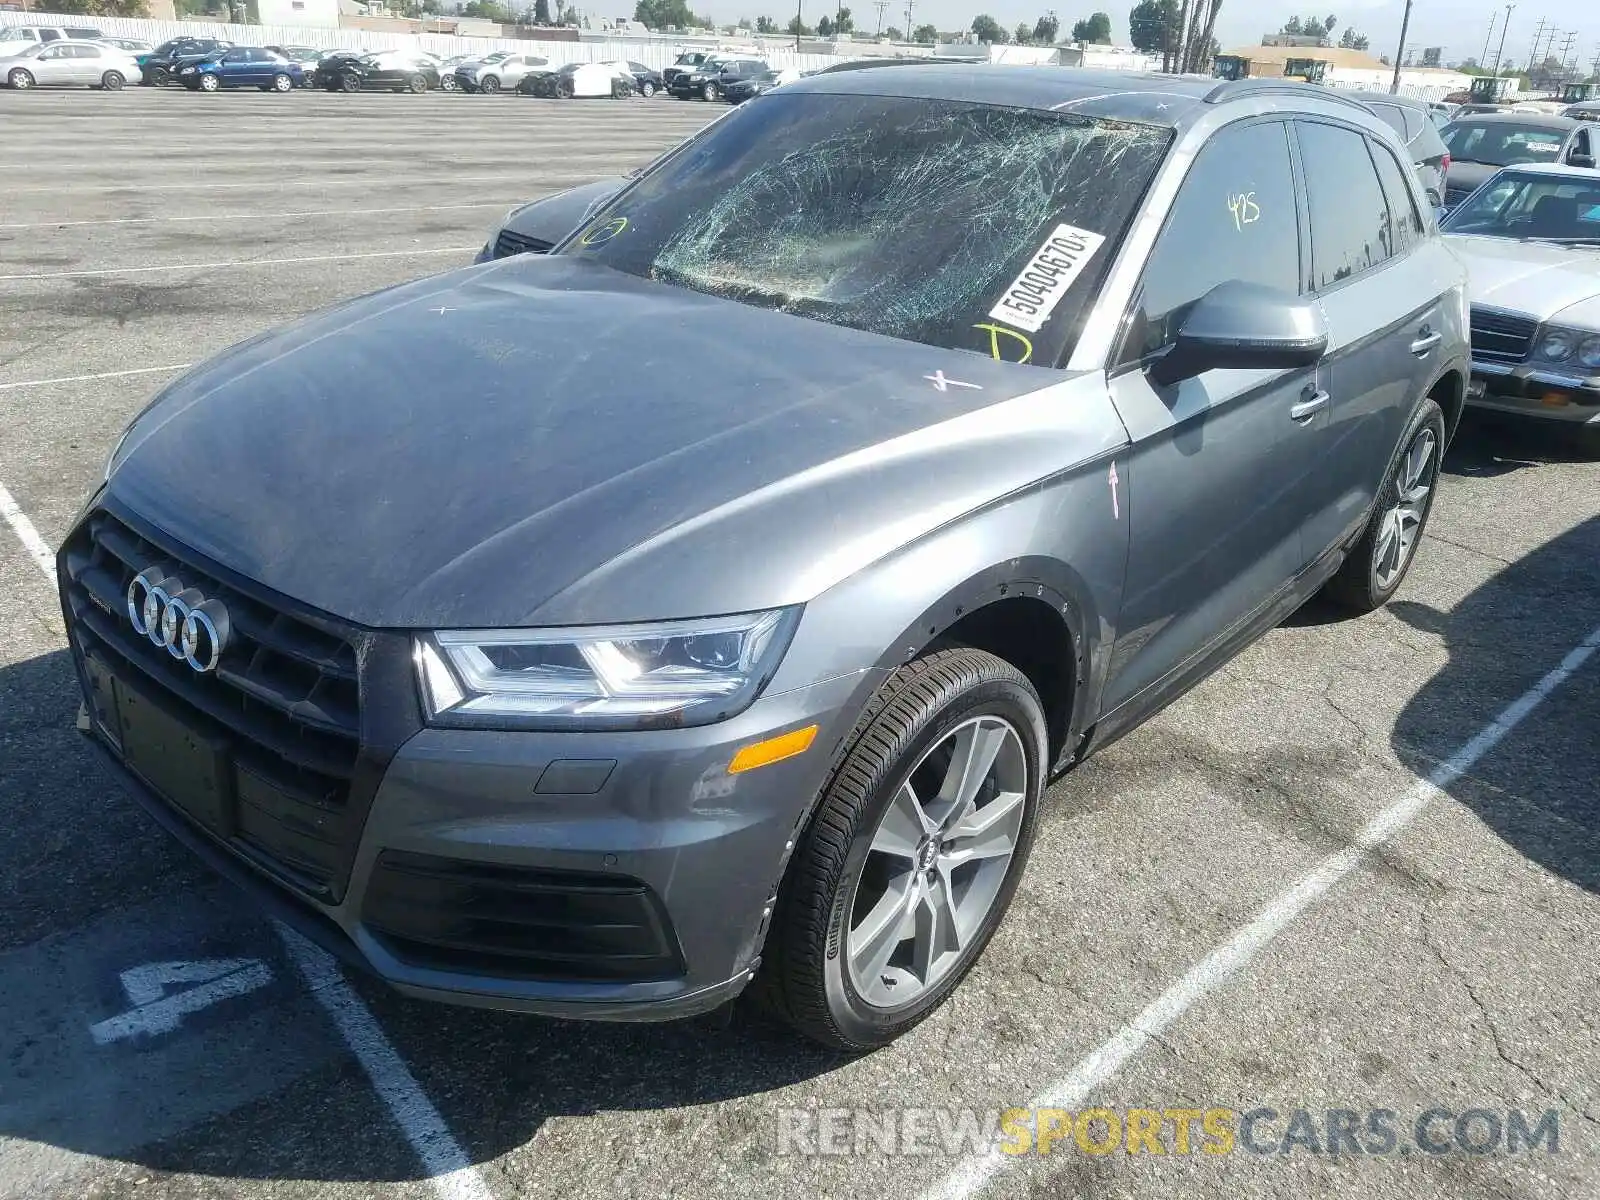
[1373,426,1437,591]
[9,68,33,89]
[641,80,654,97]
[199,73,219,92]
[845,714,1027,1009]
[272,73,292,92]
[102,71,125,91]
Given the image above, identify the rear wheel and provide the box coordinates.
[555,76,574,99]
[7,68,33,90]
[754,648,1046,1051]
[639,79,655,97]
[148,65,169,86]
[477,73,500,93]
[271,72,292,92]
[406,72,427,93]
[198,72,220,92]
[1323,398,1445,613]
[439,73,459,91]
[338,71,361,92]
[101,70,125,91]
[702,80,719,101]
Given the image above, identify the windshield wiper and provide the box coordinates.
[1521,236,1600,246]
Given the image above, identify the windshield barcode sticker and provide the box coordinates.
[988,224,1108,335]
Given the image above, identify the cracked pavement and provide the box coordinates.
[0,87,1597,1200]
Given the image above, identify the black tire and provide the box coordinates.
[753,647,1046,1052]
[148,65,169,87]
[338,71,361,93]
[101,70,125,91]
[406,72,427,93]
[439,73,458,91]
[702,80,719,101]
[7,68,33,90]
[477,73,500,93]
[1323,397,1446,613]
[640,80,655,97]
[555,76,573,99]
[271,72,292,93]
[197,72,220,92]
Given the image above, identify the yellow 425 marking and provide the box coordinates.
[973,322,1034,364]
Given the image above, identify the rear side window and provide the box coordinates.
[1298,120,1394,288]
[1369,139,1426,252]
[39,29,61,41]
[1366,103,1409,143]
[1118,119,1301,366]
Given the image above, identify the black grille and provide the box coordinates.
[1470,306,1537,364]
[364,851,684,983]
[493,229,554,259]
[61,508,366,899]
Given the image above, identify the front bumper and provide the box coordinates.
[64,524,870,1018]
[1468,358,1600,425]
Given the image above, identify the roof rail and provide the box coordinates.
[1203,78,1377,116]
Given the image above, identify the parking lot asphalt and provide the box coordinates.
[1,85,1597,1200]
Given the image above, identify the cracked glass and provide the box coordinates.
[556,92,1171,367]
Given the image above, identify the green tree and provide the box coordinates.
[1282,15,1301,33]
[1014,20,1031,42]
[635,0,703,26]
[835,5,853,31]
[736,15,751,27]
[884,23,902,37]
[912,21,937,41]
[817,13,833,34]
[970,13,1005,42]
[1072,11,1110,41]
[1032,12,1058,41]
[786,13,811,33]
[755,13,776,29]
[1337,26,1367,50]
[463,0,513,18]
[1127,0,1177,53]
[533,0,551,20]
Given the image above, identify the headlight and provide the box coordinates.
[1579,334,1600,370]
[415,608,800,730]
[1538,330,1575,362]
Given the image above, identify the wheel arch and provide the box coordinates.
[1426,362,1466,445]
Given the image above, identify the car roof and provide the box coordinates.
[1447,111,1582,128]
[1487,161,1600,180]
[780,65,1378,129]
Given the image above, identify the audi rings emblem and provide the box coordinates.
[126,568,231,674]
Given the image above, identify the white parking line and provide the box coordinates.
[1,488,494,1200]
[9,174,584,194]
[0,246,476,282]
[924,621,1600,1200]
[0,364,191,391]
[0,203,514,230]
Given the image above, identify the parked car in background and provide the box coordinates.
[454,50,548,93]
[96,37,153,55]
[721,65,802,104]
[1440,161,1600,451]
[179,47,301,93]
[661,48,717,92]
[473,176,629,260]
[623,59,662,97]
[1350,91,1452,210]
[1565,102,1600,122]
[1440,112,1600,209]
[70,69,1468,1052]
[315,48,437,93]
[264,44,322,86]
[435,53,471,90]
[0,23,104,46]
[670,56,765,101]
[137,37,231,86]
[0,38,138,89]
[519,61,633,99]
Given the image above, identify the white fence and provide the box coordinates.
[0,10,851,71]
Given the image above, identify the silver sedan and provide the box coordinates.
[0,41,141,90]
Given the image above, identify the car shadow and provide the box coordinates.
[1390,513,1600,893]
[0,647,842,1184]
[1444,409,1598,478]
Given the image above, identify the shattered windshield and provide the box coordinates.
[556,92,1170,366]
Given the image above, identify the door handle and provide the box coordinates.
[1410,330,1443,356]
[1290,389,1329,422]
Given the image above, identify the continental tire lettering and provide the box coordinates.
[988,222,1107,334]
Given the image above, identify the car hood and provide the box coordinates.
[502,177,628,244]
[105,256,1126,630]
[1447,234,1600,326]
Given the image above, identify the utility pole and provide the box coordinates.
[1490,3,1514,78]
[872,0,887,37]
[794,0,802,47]
[1478,9,1498,68]
[902,0,914,43]
[1524,15,1546,72]
[1389,0,1413,94]
[1557,30,1577,83]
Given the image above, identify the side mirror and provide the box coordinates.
[1149,280,1328,387]
[1568,152,1596,169]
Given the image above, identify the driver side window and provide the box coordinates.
[1117,120,1302,369]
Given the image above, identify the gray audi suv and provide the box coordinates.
[60,67,1469,1051]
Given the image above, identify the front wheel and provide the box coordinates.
[7,68,33,90]
[1323,398,1445,612]
[639,80,655,97]
[701,80,719,101]
[406,72,427,93]
[148,66,169,86]
[101,70,125,91]
[754,648,1046,1051]
[338,71,361,92]
[477,73,500,93]
[198,72,220,92]
[555,77,573,99]
[439,74,459,91]
[271,72,292,92]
